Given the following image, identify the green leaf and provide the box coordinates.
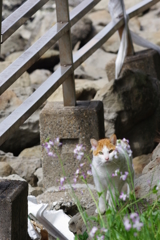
[74,235,78,240]
[45,137,50,142]
[106,208,112,215]
[152,185,158,194]
[77,231,88,240]
[87,216,99,222]
[97,191,103,198]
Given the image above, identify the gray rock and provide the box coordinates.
[69,205,96,235]
[2,0,27,19]
[135,162,160,202]
[0,111,40,156]
[0,162,14,177]
[0,150,16,162]
[82,49,116,80]
[30,69,52,89]
[29,186,44,197]
[133,154,152,178]
[71,18,93,49]
[37,184,97,210]
[34,168,43,187]
[7,157,42,186]
[151,143,160,162]
[19,145,41,159]
[94,69,160,157]
[1,26,28,56]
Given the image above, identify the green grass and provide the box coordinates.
[43,138,160,240]
[73,188,160,240]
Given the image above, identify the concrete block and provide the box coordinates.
[106,49,160,81]
[40,101,104,189]
[0,180,28,240]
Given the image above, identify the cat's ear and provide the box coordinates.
[90,139,98,148]
[110,134,117,145]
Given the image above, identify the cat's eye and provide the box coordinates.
[109,149,113,153]
[99,151,103,155]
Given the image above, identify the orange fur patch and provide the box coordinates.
[93,138,116,156]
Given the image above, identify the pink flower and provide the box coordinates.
[87,170,92,176]
[119,192,127,201]
[130,213,139,221]
[112,169,120,177]
[101,228,108,233]
[82,172,86,180]
[133,218,143,231]
[80,162,86,167]
[120,172,128,181]
[75,169,80,175]
[123,216,131,231]
[97,236,104,240]
[73,177,77,183]
[60,177,66,186]
[147,180,151,186]
[74,144,85,160]
[49,140,54,146]
[54,137,62,147]
[48,151,56,157]
[89,226,98,237]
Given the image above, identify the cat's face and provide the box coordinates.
[90,134,117,165]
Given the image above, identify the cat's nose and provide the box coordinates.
[105,157,109,161]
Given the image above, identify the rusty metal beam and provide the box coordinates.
[1,0,49,42]
[55,0,76,106]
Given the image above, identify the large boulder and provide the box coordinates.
[0,148,42,186]
[71,18,93,49]
[7,157,42,187]
[133,154,152,178]
[135,143,160,201]
[81,49,116,80]
[94,69,160,157]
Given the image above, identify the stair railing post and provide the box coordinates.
[55,0,76,106]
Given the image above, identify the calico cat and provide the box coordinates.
[90,134,134,214]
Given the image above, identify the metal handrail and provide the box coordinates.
[0,0,101,95]
[1,0,49,42]
[0,0,159,146]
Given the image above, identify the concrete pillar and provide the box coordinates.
[40,101,105,189]
[106,49,160,81]
[0,180,28,240]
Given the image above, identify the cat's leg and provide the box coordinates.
[95,187,107,214]
[97,189,107,214]
[107,188,116,208]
